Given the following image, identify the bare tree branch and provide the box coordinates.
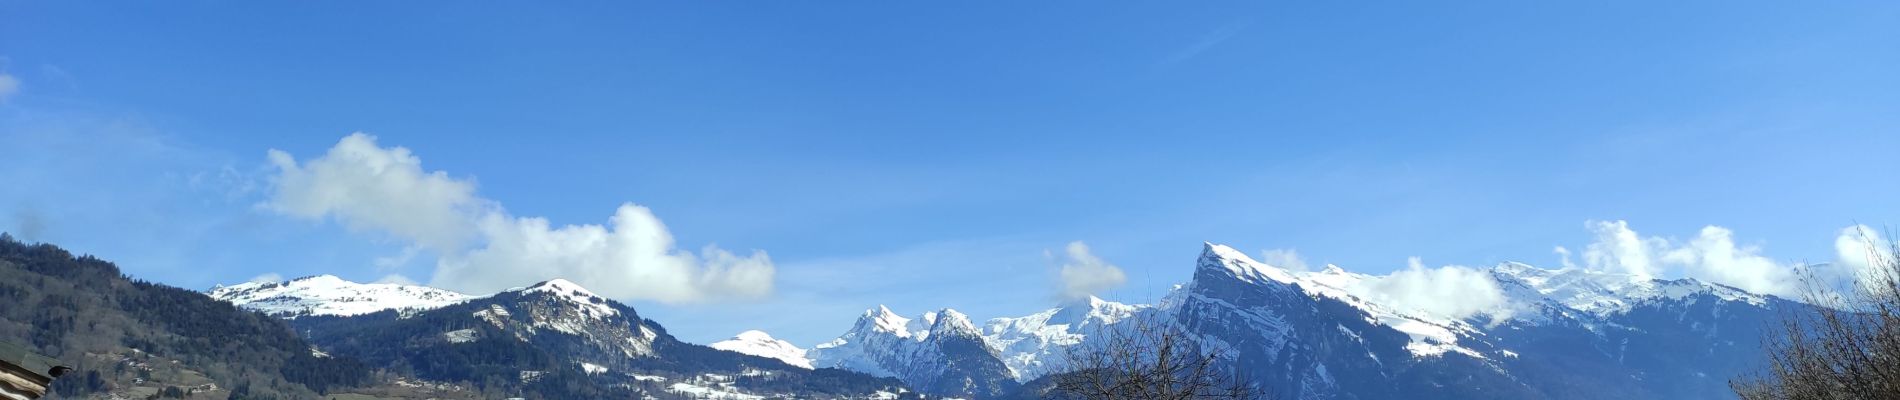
[1734,227,1900,400]
[1051,317,1265,400]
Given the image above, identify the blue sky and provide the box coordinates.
[3,1,1898,345]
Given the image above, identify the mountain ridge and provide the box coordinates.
[208,274,473,318]
[200,241,1808,399]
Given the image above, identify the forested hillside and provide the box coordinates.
[0,234,920,399]
[0,233,372,399]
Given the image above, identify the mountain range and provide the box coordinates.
[228,277,919,399]
[201,242,1800,399]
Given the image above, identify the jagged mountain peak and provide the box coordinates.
[812,305,1021,397]
[856,305,916,337]
[1196,242,1302,286]
[803,241,1804,399]
[847,305,988,341]
[928,308,980,338]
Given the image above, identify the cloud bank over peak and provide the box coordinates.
[264,133,774,303]
[1582,220,1669,280]
[1834,225,1897,293]
[1314,220,1888,320]
[1573,220,1811,298]
[1054,241,1127,300]
[1353,257,1511,321]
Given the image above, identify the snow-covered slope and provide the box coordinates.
[983,295,1145,381]
[287,277,921,400]
[710,330,812,369]
[1189,243,1492,359]
[208,274,472,318]
[1490,261,1767,316]
[481,278,664,358]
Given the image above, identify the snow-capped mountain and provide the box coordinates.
[207,241,1805,399]
[225,275,920,399]
[1490,261,1767,317]
[208,274,472,318]
[807,242,1804,399]
[1163,243,1803,399]
[808,306,1018,398]
[710,330,812,369]
[983,295,1145,381]
[480,278,665,358]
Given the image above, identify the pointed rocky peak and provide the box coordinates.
[928,308,981,338]
[1195,242,1300,286]
[856,305,914,336]
[1321,264,1347,275]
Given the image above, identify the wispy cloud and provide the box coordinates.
[0,106,272,288]
[1258,248,1310,272]
[0,71,19,103]
[1157,19,1253,68]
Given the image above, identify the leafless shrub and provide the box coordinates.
[1733,228,1900,400]
[1051,318,1263,400]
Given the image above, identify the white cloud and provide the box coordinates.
[1553,246,1577,269]
[248,273,284,284]
[1582,220,1668,279]
[266,133,487,252]
[265,133,775,303]
[1664,226,1797,296]
[433,204,774,302]
[1573,220,1802,297]
[1354,257,1511,320]
[1834,225,1896,293]
[1259,248,1310,272]
[1054,241,1127,300]
[0,72,18,102]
